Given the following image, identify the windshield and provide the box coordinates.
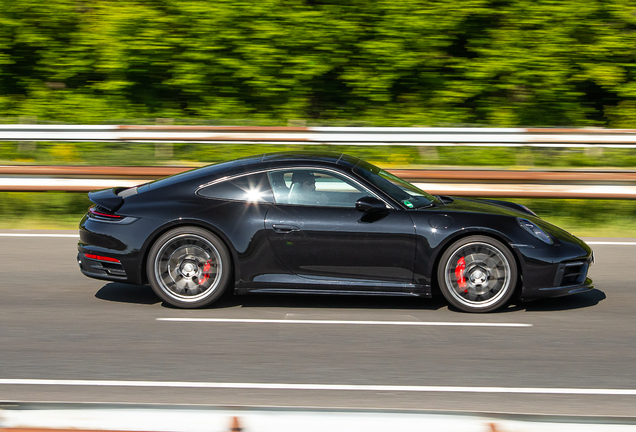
[352,160,440,209]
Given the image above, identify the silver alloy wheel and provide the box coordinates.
[443,241,512,310]
[153,233,223,303]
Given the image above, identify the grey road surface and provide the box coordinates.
[0,231,634,416]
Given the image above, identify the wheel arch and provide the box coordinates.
[429,228,524,299]
[138,218,238,287]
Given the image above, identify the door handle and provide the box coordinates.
[272,224,300,233]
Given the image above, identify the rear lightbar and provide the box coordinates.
[89,207,122,219]
[85,253,121,263]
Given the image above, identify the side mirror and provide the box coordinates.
[356,196,387,213]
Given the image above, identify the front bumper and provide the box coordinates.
[524,276,594,300]
[513,238,595,301]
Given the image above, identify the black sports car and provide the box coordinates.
[78,152,594,313]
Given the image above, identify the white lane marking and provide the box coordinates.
[0,233,78,238]
[0,379,635,396]
[586,241,636,245]
[157,318,531,327]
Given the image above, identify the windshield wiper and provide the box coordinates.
[415,202,438,210]
[435,195,454,204]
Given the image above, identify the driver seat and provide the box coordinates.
[288,182,304,204]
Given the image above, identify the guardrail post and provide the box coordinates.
[154,118,174,158]
[586,146,604,158]
[17,141,36,152]
[288,119,306,127]
[418,146,439,162]
[18,116,36,124]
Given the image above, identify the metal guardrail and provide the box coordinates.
[1,124,636,197]
[4,125,636,147]
[3,165,636,181]
[2,166,636,199]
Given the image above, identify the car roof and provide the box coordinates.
[261,151,342,163]
[146,152,361,191]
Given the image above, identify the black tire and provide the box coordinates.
[147,226,232,308]
[437,235,517,313]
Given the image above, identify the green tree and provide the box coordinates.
[1,0,636,126]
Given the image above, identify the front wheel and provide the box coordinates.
[147,227,232,308]
[437,236,517,313]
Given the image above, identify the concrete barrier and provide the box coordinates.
[2,403,636,432]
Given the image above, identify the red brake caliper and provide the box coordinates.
[455,257,467,290]
[198,260,213,285]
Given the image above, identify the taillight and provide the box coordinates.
[89,207,122,219]
[85,253,121,263]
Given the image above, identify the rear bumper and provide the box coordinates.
[77,213,158,285]
[77,252,129,282]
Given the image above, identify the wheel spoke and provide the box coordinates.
[464,252,478,264]
[154,233,223,302]
[443,240,513,311]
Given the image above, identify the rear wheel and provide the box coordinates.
[147,227,231,308]
[437,235,517,313]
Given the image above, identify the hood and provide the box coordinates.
[437,197,535,218]
[441,197,590,251]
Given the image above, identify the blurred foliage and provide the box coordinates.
[514,198,636,237]
[518,198,636,224]
[3,2,636,233]
[1,0,636,127]
[0,192,90,220]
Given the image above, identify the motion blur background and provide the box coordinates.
[1,0,636,233]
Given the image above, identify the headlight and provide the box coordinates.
[517,218,553,244]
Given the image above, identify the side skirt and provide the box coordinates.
[234,286,432,298]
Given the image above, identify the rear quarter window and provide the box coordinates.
[197,172,274,203]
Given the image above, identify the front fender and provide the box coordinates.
[411,212,524,288]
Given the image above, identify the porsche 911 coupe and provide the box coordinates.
[78,152,594,313]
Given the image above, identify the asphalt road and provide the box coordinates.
[0,231,634,417]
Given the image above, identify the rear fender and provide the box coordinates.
[137,218,239,286]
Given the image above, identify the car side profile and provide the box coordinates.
[78,152,594,313]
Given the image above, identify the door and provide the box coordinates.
[264,168,416,284]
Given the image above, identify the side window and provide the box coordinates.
[268,169,371,208]
[198,172,274,203]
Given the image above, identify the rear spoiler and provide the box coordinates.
[87,187,126,212]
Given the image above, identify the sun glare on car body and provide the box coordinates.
[244,187,265,202]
